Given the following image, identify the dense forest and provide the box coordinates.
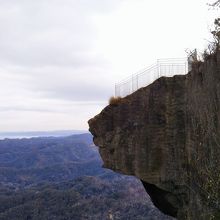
[0,134,173,219]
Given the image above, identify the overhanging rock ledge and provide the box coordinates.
[88,52,220,219]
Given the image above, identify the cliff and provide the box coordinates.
[88,51,220,220]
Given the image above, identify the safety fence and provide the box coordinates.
[115,58,188,97]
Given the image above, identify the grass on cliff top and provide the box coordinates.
[109,96,123,105]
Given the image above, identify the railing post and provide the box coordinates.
[115,84,117,97]
[172,64,174,75]
[157,59,160,78]
[132,74,134,93]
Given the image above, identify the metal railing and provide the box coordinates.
[115,58,188,97]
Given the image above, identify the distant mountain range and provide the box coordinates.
[0,133,103,188]
[0,130,87,139]
[0,133,173,220]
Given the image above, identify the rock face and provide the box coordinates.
[88,51,220,220]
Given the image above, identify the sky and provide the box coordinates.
[0,0,218,132]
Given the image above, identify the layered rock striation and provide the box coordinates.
[88,51,220,219]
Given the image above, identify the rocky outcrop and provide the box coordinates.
[88,51,220,220]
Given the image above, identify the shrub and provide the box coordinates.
[109,96,122,105]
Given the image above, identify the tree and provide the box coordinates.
[200,1,220,59]
[211,18,220,47]
[210,0,220,7]
[210,0,220,46]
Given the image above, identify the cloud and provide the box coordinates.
[0,0,120,67]
[0,0,216,131]
[0,95,107,131]
[0,0,120,131]
[0,0,119,105]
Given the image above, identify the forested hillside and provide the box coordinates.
[0,134,173,220]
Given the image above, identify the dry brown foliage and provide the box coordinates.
[109,96,122,105]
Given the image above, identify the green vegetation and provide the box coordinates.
[0,176,156,220]
[0,134,173,220]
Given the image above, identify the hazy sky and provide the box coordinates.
[0,0,218,132]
